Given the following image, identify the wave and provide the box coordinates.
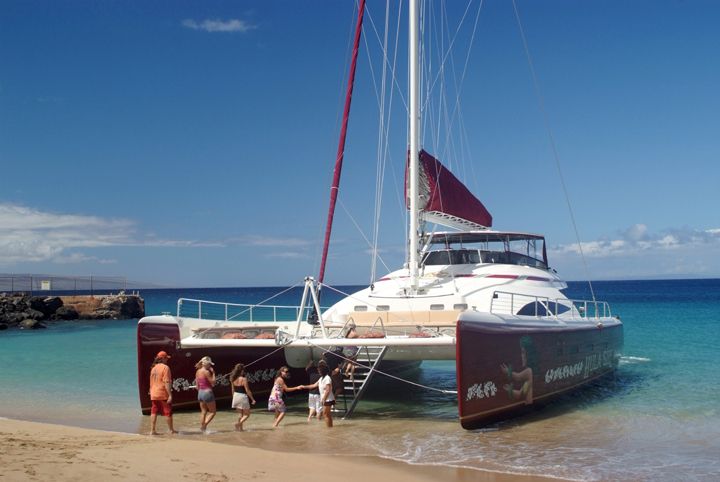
[620,355,651,364]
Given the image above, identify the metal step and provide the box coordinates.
[335,345,388,419]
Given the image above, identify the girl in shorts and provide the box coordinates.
[195,356,216,432]
[303,361,335,428]
[229,363,256,431]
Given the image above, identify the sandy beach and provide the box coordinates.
[0,418,555,482]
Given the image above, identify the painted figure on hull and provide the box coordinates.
[500,335,537,405]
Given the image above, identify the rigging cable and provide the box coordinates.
[306,339,457,395]
[511,0,597,304]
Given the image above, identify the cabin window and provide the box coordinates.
[354,305,368,312]
[516,301,571,316]
[422,233,548,269]
[376,305,390,311]
[422,249,480,266]
[453,303,468,311]
[430,304,444,310]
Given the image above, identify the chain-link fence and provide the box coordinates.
[0,274,127,296]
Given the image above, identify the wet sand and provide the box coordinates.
[0,418,556,482]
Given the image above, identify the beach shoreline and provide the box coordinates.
[0,417,556,481]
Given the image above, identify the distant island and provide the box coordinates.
[0,292,145,330]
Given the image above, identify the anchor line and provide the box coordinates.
[306,340,457,395]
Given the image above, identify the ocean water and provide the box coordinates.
[1,279,719,481]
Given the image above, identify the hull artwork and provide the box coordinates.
[137,322,301,414]
[456,319,623,429]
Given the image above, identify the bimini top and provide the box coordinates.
[424,230,546,245]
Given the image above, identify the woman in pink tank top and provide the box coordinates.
[194,356,216,432]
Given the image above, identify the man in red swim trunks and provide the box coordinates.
[149,351,177,435]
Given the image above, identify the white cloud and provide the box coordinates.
[0,204,217,265]
[551,224,720,258]
[182,18,257,33]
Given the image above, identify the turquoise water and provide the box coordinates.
[1,279,719,481]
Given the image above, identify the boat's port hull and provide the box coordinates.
[138,320,431,414]
[456,316,623,429]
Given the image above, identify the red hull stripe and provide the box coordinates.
[486,274,518,279]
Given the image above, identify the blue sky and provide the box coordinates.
[1,0,719,287]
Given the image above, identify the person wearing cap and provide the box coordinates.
[149,351,177,435]
[194,356,217,432]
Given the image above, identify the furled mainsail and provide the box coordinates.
[407,150,492,230]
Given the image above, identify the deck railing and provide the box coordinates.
[177,298,321,323]
[490,291,612,320]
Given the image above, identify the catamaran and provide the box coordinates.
[138,0,623,429]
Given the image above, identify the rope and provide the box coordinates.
[511,0,597,304]
[243,340,291,369]
[306,339,457,396]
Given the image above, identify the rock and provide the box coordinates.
[53,306,79,320]
[4,312,26,325]
[87,309,118,320]
[29,297,49,314]
[43,296,63,313]
[20,319,47,329]
[100,296,122,311]
[25,309,46,321]
[0,323,7,330]
[29,296,63,318]
[119,296,145,319]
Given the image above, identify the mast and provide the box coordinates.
[317,0,366,286]
[408,0,421,292]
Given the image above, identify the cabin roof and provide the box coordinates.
[425,230,545,245]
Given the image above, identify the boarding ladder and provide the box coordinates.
[338,345,388,419]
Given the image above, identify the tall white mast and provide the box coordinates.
[408,0,421,292]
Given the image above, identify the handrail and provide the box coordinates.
[490,290,612,320]
[176,297,326,323]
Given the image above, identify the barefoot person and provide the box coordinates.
[302,361,335,428]
[149,351,177,435]
[229,363,256,431]
[195,356,216,432]
[268,366,303,428]
[305,361,322,421]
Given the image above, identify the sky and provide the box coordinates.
[1,0,719,288]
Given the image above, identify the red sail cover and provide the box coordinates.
[408,150,492,229]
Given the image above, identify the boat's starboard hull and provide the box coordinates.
[456,317,623,429]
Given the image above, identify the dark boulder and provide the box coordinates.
[119,296,145,319]
[53,305,79,320]
[44,296,63,313]
[4,312,26,325]
[25,309,46,321]
[29,296,63,317]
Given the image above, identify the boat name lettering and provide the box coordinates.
[247,368,279,384]
[583,350,615,378]
[545,362,584,384]
[171,373,231,392]
[466,381,498,401]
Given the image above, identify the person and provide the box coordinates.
[500,335,537,405]
[302,361,335,428]
[267,366,303,428]
[305,361,322,421]
[317,361,336,427]
[149,350,177,435]
[342,324,360,378]
[321,348,345,401]
[195,356,216,432]
[229,363,256,431]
